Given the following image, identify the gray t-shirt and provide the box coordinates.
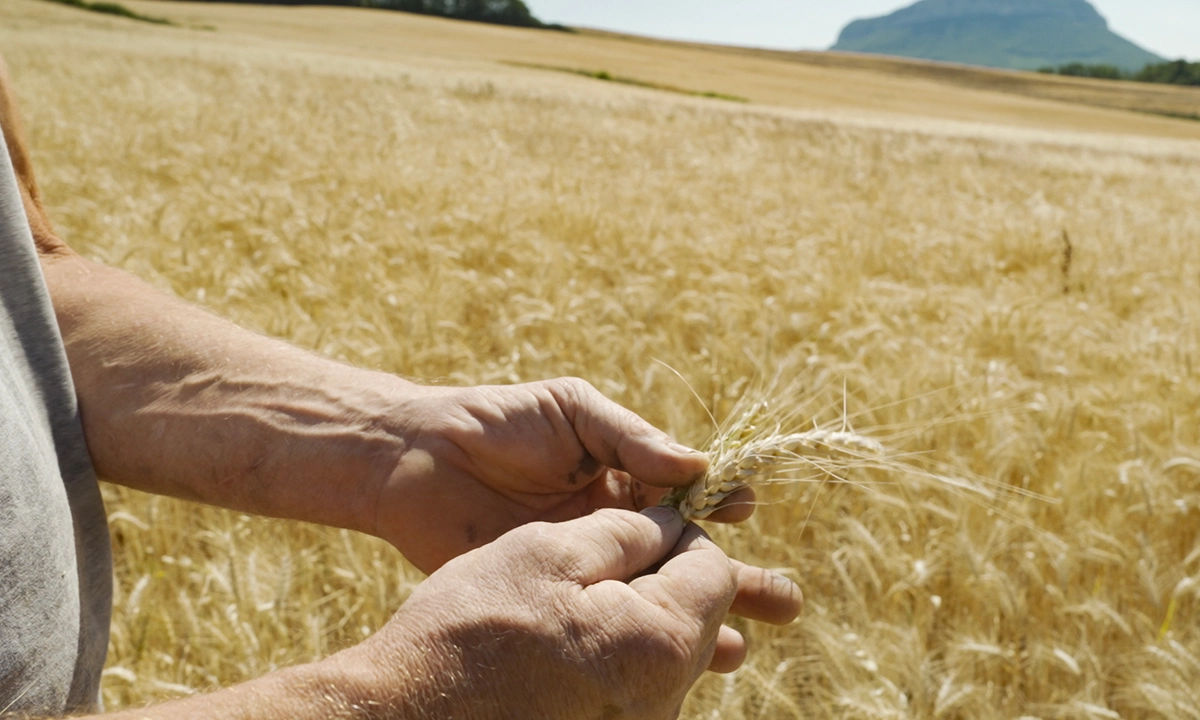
[0,131,112,715]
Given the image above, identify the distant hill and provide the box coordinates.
[831,0,1163,72]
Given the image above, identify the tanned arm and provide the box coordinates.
[0,54,800,720]
[2,54,419,540]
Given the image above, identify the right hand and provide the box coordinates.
[345,507,802,719]
[368,378,753,575]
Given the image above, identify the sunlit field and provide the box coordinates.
[5,0,1200,716]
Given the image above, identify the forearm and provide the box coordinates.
[40,252,416,535]
[73,657,378,720]
[56,636,448,720]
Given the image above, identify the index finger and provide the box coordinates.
[627,524,737,630]
[728,559,803,625]
[532,507,685,585]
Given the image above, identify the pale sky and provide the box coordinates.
[525,1,1200,62]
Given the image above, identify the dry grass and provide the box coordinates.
[5,0,1200,716]
[68,0,1200,140]
[582,29,1200,124]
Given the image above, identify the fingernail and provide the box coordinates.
[666,441,702,455]
[641,506,680,525]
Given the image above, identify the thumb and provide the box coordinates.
[540,507,686,584]
[549,378,709,488]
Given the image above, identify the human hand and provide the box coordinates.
[56,508,797,720]
[372,378,756,573]
[345,507,802,719]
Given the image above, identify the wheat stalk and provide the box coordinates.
[661,398,885,521]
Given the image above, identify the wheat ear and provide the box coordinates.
[660,402,884,522]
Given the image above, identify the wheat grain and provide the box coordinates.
[12,3,1200,715]
[662,398,884,521]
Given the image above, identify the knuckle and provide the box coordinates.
[720,561,740,598]
[505,520,599,578]
[559,376,595,393]
[591,506,637,527]
[545,511,637,573]
[646,626,697,668]
[499,521,558,561]
[549,376,597,406]
[590,612,696,677]
[592,508,654,548]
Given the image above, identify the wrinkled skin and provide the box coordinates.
[373,378,758,573]
[347,507,802,719]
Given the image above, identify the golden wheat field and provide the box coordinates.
[5,0,1200,716]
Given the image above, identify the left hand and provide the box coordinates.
[371,377,755,573]
[341,507,801,719]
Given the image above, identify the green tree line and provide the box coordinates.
[373,0,560,29]
[185,0,565,30]
[1038,59,1200,86]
